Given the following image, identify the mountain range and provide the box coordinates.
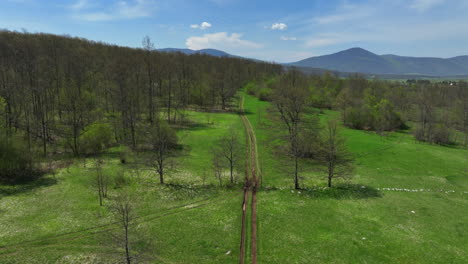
[290,48,468,76]
[158,48,236,58]
[159,47,468,76]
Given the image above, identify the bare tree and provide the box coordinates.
[93,158,109,206]
[216,129,241,184]
[142,119,177,184]
[142,36,157,124]
[271,69,310,189]
[108,192,135,264]
[212,150,224,186]
[317,120,353,187]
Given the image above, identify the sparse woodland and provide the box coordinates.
[0,30,280,182]
[250,71,468,145]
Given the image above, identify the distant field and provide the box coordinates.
[0,94,466,263]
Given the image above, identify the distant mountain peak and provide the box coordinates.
[290,48,468,76]
[158,48,236,58]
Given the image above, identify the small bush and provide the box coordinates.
[414,126,426,142]
[257,88,272,101]
[431,124,451,145]
[79,122,113,155]
[0,137,39,183]
[114,171,129,189]
[414,124,451,145]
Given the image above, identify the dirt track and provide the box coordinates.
[238,95,260,264]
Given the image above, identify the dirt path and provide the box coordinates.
[238,95,260,264]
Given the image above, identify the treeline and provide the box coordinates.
[0,30,280,181]
[250,71,468,145]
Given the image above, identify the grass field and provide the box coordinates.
[0,93,466,263]
[0,109,245,263]
[242,93,467,264]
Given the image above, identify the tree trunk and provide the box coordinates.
[294,155,299,189]
[124,224,131,264]
[230,160,234,184]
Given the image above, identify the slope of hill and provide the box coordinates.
[449,55,468,69]
[291,48,468,76]
[292,48,395,74]
[381,54,467,75]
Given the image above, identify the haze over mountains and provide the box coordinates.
[290,48,468,76]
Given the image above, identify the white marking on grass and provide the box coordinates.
[377,187,462,193]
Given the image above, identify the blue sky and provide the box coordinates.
[1,0,467,62]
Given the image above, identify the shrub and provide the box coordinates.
[0,136,38,183]
[343,100,405,132]
[414,126,426,142]
[79,122,113,155]
[245,82,256,95]
[257,87,272,101]
[114,171,129,189]
[431,124,451,145]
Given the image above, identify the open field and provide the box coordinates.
[242,94,467,264]
[0,109,247,263]
[0,93,466,263]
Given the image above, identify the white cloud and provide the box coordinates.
[280,36,297,41]
[271,23,287,30]
[190,22,212,30]
[315,4,375,24]
[73,0,156,21]
[304,17,468,49]
[70,0,89,10]
[76,12,114,22]
[186,32,262,50]
[410,0,445,12]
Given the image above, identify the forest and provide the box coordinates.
[0,30,280,182]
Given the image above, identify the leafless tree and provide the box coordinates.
[93,158,109,206]
[141,119,177,184]
[317,120,353,187]
[212,150,224,186]
[108,192,135,264]
[271,69,310,189]
[216,129,241,184]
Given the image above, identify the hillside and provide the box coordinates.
[292,48,395,74]
[291,48,468,76]
[449,55,468,69]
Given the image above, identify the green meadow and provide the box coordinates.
[242,94,467,264]
[0,93,466,263]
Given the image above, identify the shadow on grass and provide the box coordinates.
[263,183,382,200]
[239,110,255,115]
[0,177,58,197]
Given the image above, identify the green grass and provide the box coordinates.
[174,109,246,185]
[1,94,466,263]
[242,93,467,264]
[0,109,245,263]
